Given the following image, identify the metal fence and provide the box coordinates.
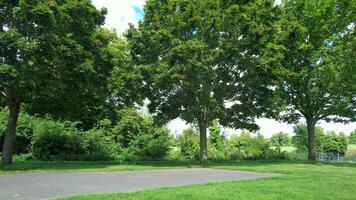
[315,152,356,163]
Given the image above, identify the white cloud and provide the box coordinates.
[92,0,145,35]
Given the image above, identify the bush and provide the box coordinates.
[228,132,273,160]
[349,130,356,144]
[79,129,118,161]
[178,128,200,160]
[292,124,324,152]
[321,131,348,156]
[31,118,117,161]
[30,119,84,160]
[291,124,349,155]
[0,108,34,154]
[111,108,151,148]
[129,127,172,160]
[207,120,229,160]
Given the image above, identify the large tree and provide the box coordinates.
[0,0,108,164]
[126,0,278,163]
[264,0,356,160]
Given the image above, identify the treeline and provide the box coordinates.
[270,126,352,156]
[1,107,353,162]
[0,108,172,161]
[1,0,355,164]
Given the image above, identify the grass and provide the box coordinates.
[348,144,356,150]
[0,160,199,174]
[55,160,356,200]
[280,146,296,152]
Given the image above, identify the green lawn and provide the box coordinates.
[2,160,356,199]
[0,161,199,174]
[54,160,356,200]
[348,144,356,150]
[280,146,296,152]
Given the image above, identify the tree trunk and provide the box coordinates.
[306,118,316,161]
[1,102,20,165]
[198,120,208,165]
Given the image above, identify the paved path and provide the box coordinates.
[0,168,275,200]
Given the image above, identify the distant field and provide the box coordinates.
[348,144,356,150]
[281,146,296,152]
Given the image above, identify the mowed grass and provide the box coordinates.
[348,144,356,150]
[58,161,356,200]
[0,160,199,174]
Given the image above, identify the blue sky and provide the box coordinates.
[92,0,355,137]
[92,0,145,34]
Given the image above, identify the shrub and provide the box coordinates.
[349,130,356,144]
[178,128,200,160]
[321,131,348,156]
[30,119,84,160]
[291,124,324,152]
[228,132,272,160]
[30,118,117,161]
[129,127,172,160]
[0,108,34,154]
[79,129,118,161]
[111,108,151,148]
[291,124,349,155]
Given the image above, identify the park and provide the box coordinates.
[1,0,355,199]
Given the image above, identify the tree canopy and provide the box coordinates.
[0,0,111,164]
[263,0,356,159]
[126,0,279,163]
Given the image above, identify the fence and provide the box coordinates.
[315,152,356,163]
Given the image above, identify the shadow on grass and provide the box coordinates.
[1,159,355,174]
[0,160,201,173]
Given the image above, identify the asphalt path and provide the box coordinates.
[0,168,276,200]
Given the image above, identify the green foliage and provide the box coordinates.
[30,119,84,160]
[228,132,273,160]
[208,120,227,150]
[264,0,355,124]
[321,131,348,156]
[271,132,291,154]
[0,108,34,154]
[127,0,279,162]
[349,130,356,144]
[291,124,324,153]
[271,132,291,147]
[111,108,151,148]
[263,0,356,159]
[129,127,172,161]
[1,107,172,162]
[178,128,200,160]
[292,124,349,155]
[31,119,117,161]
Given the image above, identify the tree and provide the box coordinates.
[349,130,356,144]
[0,0,107,164]
[25,28,124,129]
[270,132,291,153]
[292,124,325,153]
[322,131,348,156]
[178,128,200,160]
[208,119,223,150]
[263,0,356,160]
[126,0,278,164]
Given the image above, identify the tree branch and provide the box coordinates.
[0,90,9,101]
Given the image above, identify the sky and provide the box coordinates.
[92,0,355,138]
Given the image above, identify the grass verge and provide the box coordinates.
[57,160,356,200]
